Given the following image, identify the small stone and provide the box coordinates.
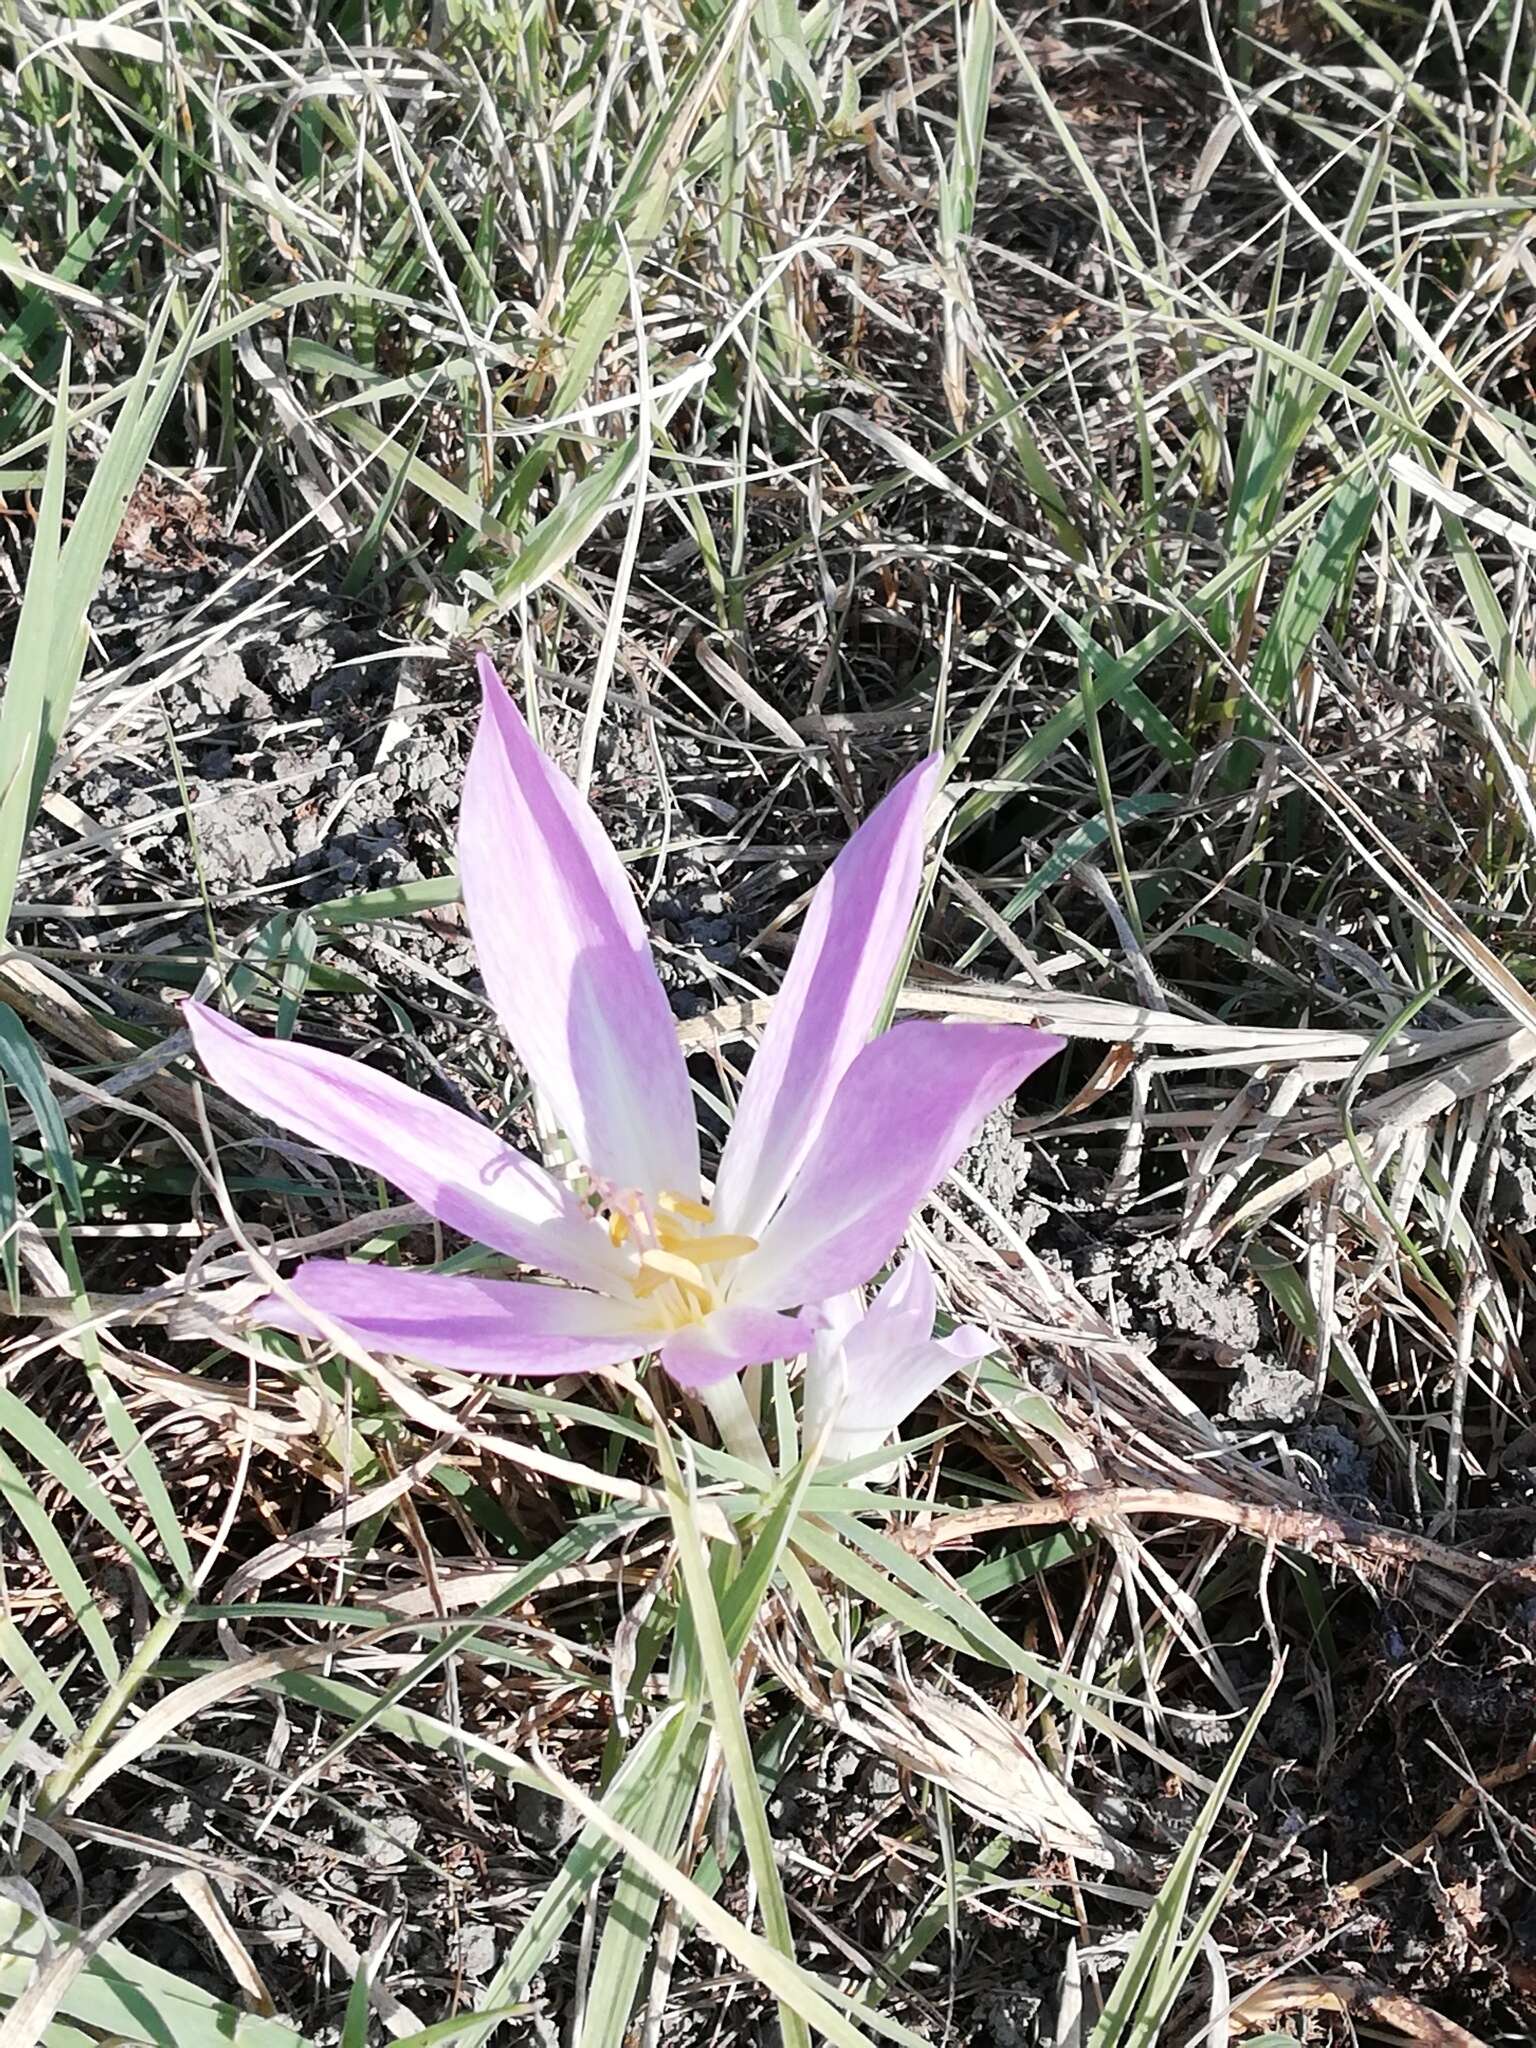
[454,1925,498,1979]
[1225,1359,1314,1425]
[364,1812,421,1869]
[194,649,252,715]
[512,1783,577,1849]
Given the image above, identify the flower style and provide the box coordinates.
[802,1247,993,1473]
[187,657,1063,1392]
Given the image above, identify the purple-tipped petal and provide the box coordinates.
[739,1021,1064,1309]
[460,658,698,1200]
[187,1002,624,1293]
[713,755,940,1238]
[801,1289,863,1449]
[805,1250,995,1467]
[256,1260,658,1376]
[659,1305,816,1392]
[823,1323,994,1467]
[805,1256,933,1446]
[866,1246,936,1342]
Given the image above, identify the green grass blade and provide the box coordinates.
[0,1059,16,1307]
[0,1439,120,1684]
[572,1728,712,2048]
[650,1417,809,2048]
[0,1617,79,1741]
[0,1004,81,1220]
[1087,1668,1277,2046]
[0,345,69,928]
[480,437,637,613]
[956,794,1178,969]
[0,287,210,930]
[1237,463,1384,750]
[0,1386,171,1609]
[0,1898,319,2048]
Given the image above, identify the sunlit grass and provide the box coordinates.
[3,0,1536,2040]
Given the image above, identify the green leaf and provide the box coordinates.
[0,1439,120,1684]
[649,1418,808,2048]
[1237,464,1383,747]
[0,1386,171,1609]
[0,1899,318,2048]
[0,1617,79,1740]
[0,1003,80,1219]
[480,437,637,613]
[572,1721,712,2048]
[0,288,211,930]
[1087,1670,1276,2047]
[957,794,1178,968]
[947,0,995,245]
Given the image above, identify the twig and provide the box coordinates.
[1337,1735,1536,1900]
[1229,1972,1489,2047]
[896,1486,1536,1597]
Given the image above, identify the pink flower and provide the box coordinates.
[187,657,1062,1392]
[802,1248,993,1476]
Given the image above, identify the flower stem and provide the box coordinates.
[700,1373,771,1471]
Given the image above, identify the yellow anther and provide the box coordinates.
[612,1192,756,1326]
[634,1248,713,1311]
[677,1232,757,1268]
[637,1248,708,1289]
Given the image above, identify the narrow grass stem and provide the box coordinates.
[30,1603,187,1845]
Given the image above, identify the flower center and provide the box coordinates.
[600,1187,756,1331]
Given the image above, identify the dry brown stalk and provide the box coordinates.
[896,1486,1536,1597]
[1229,1971,1490,2046]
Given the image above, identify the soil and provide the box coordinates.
[20,553,810,1117]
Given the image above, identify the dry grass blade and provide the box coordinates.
[770,1661,1142,1876]
[1227,1027,1536,1229]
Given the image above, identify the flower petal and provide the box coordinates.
[256,1260,658,1376]
[802,1312,855,1449]
[460,658,698,1199]
[823,1324,994,1467]
[866,1248,936,1345]
[187,1002,623,1292]
[713,755,940,1237]
[660,1305,816,1391]
[738,1020,1063,1309]
[803,1250,993,1466]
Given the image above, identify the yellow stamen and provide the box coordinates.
[634,1248,714,1312]
[614,1192,758,1325]
[677,1232,758,1268]
[637,1248,709,1290]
